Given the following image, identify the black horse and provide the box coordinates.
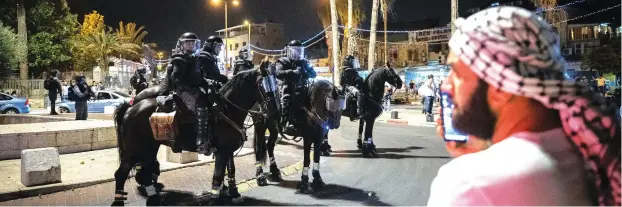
[112,68,276,205]
[252,79,344,193]
[344,67,402,157]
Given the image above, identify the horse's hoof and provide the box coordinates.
[269,170,283,182]
[154,183,165,192]
[320,150,330,157]
[312,179,326,190]
[327,145,333,152]
[220,185,230,197]
[356,140,362,149]
[111,200,125,206]
[257,175,269,186]
[145,195,162,206]
[297,181,313,194]
[231,196,244,204]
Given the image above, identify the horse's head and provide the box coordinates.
[383,67,403,89]
[218,63,278,118]
[310,80,345,130]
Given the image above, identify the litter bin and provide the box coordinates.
[391,111,399,119]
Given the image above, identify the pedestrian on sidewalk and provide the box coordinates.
[44,70,63,115]
[427,7,620,206]
[69,75,94,120]
[421,75,436,121]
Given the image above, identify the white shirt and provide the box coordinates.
[427,128,593,206]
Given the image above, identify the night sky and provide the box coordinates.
[65,0,620,53]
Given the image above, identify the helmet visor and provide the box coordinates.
[287,46,304,60]
[352,58,361,69]
[181,39,201,54]
[213,42,224,55]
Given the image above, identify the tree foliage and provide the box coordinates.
[73,28,139,79]
[81,11,105,36]
[0,22,23,77]
[115,21,148,61]
[581,38,621,74]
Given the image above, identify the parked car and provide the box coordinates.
[57,90,131,113]
[0,92,31,114]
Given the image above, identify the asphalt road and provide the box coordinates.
[235,120,451,206]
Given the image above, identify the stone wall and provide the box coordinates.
[0,115,73,125]
[0,120,116,160]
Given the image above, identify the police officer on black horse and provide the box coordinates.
[275,40,317,135]
[130,67,148,95]
[340,55,365,121]
[170,32,227,156]
[233,47,254,75]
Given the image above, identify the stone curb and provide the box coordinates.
[378,119,436,128]
[0,150,255,202]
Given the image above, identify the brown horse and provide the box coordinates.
[112,67,276,205]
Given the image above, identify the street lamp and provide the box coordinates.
[244,20,251,47]
[211,0,240,73]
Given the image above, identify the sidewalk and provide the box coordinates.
[0,145,254,201]
[0,139,305,206]
[375,102,440,127]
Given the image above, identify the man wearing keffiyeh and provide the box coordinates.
[428,6,620,206]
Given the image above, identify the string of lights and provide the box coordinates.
[338,33,448,45]
[535,0,586,13]
[550,3,621,25]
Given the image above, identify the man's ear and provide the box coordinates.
[487,86,514,116]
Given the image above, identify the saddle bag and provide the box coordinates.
[149,111,178,141]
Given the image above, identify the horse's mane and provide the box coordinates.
[365,68,386,84]
[308,79,335,117]
[219,69,259,94]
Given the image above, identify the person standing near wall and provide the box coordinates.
[44,70,63,115]
[69,75,93,120]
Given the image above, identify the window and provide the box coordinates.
[111,94,119,99]
[242,42,247,46]
[408,50,414,61]
[0,94,10,100]
[235,43,239,50]
[98,92,112,100]
[229,44,233,51]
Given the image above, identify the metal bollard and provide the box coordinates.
[391,111,399,119]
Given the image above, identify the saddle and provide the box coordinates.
[149,95,180,141]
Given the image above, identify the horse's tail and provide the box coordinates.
[114,102,131,161]
[253,118,268,166]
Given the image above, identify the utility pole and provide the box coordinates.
[330,0,340,85]
[451,0,458,34]
[367,0,380,71]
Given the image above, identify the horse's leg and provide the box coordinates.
[208,151,228,203]
[297,133,313,194]
[362,117,378,158]
[311,133,326,189]
[226,153,244,203]
[253,120,269,186]
[113,158,135,206]
[357,119,364,149]
[319,131,331,156]
[135,146,162,206]
[266,120,282,181]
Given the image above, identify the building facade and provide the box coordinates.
[216,21,285,68]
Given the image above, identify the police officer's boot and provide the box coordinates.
[357,94,365,119]
[196,107,213,156]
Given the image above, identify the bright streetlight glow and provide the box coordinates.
[244,20,250,25]
[232,0,239,6]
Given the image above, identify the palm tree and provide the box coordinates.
[74,29,139,80]
[367,0,380,70]
[115,21,149,61]
[380,0,395,63]
[16,0,27,81]
[530,0,567,47]
[317,0,366,67]
[329,0,340,84]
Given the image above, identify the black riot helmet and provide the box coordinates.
[137,67,147,75]
[175,32,201,55]
[203,36,224,55]
[238,47,252,61]
[286,40,304,61]
[343,55,361,69]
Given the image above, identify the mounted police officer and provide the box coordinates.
[170,32,217,155]
[130,67,148,95]
[233,47,254,75]
[275,40,317,134]
[340,55,365,120]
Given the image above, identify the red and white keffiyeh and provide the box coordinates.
[449,6,620,206]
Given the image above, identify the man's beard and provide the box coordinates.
[452,80,496,140]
